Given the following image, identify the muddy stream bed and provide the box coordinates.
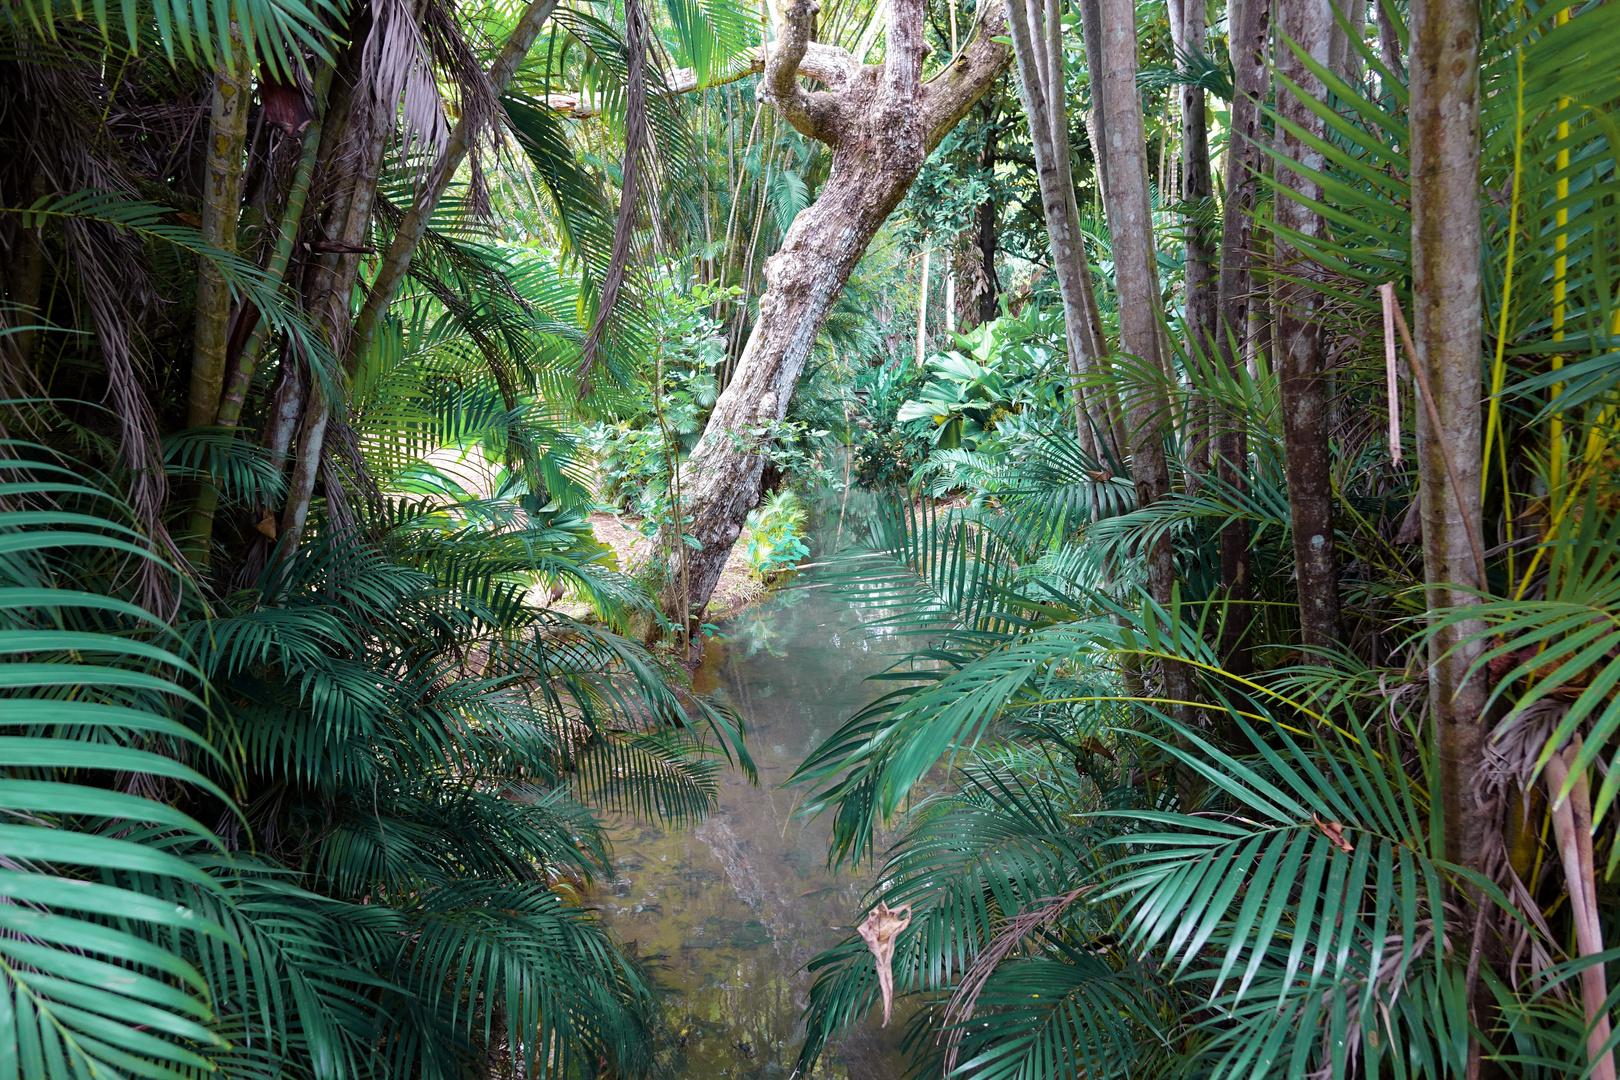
[591,517,912,1079]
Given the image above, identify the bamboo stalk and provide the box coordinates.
[188,35,253,431]
[215,66,335,431]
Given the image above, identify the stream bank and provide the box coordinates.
[589,500,911,1079]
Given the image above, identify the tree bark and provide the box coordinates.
[1212,0,1269,675]
[1408,12,1497,1062]
[1095,0,1192,717]
[1544,744,1617,1080]
[1274,0,1343,652]
[184,40,253,561]
[916,245,931,366]
[1376,0,1405,87]
[1327,0,1368,84]
[1075,0,1109,214]
[257,25,374,511]
[1409,0,1485,873]
[657,0,1011,623]
[188,42,253,430]
[1004,0,1110,461]
[1168,0,1215,476]
[216,67,335,432]
[186,69,334,552]
[971,101,1000,326]
[349,0,560,368]
[279,12,398,549]
[972,115,997,325]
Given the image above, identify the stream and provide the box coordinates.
[592,498,912,1079]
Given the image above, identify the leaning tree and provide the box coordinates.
[656,0,1011,626]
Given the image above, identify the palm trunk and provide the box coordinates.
[188,42,253,431]
[1096,0,1192,717]
[1409,0,1485,866]
[182,41,254,562]
[261,24,370,474]
[1544,744,1617,1080]
[1376,0,1405,87]
[216,67,335,432]
[965,104,1004,327]
[1274,0,1343,651]
[1168,0,1215,477]
[1409,11,1492,1057]
[348,0,561,368]
[278,15,398,550]
[1212,0,1269,675]
[1328,0,1368,84]
[657,0,1011,623]
[185,70,333,552]
[972,102,1000,326]
[1004,0,1109,461]
[1076,0,1110,214]
[916,246,931,366]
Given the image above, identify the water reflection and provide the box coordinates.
[593,566,912,1078]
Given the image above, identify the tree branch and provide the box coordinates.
[759,0,843,143]
[542,41,859,118]
[920,0,1011,150]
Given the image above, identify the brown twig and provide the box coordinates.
[1381,282,1489,589]
[938,888,1089,1074]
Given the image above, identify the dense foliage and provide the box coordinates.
[787,3,1620,1080]
[0,0,758,1074]
[6,0,1620,1076]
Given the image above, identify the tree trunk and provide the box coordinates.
[279,19,398,549]
[1544,744,1618,1080]
[1409,0,1485,880]
[259,19,369,479]
[1168,0,1215,476]
[916,245,931,366]
[1004,0,1110,461]
[349,0,560,368]
[1212,0,1269,675]
[186,68,334,553]
[972,103,1000,325]
[1409,4,1496,1066]
[1274,0,1343,652]
[1075,0,1110,214]
[1095,0,1192,716]
[1328,0,1368,84]
[1376,0,1405,87]
[657,0,1011,623]
[183,41,253,561]
[216,67,335,432]
[188,43,253,431]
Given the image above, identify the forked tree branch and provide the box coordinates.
[759,0,844,143]
[542,41,860,117]
[919,0,1010,149]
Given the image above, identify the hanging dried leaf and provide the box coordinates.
[856,901,911,1027]
[258,69,312,135]
[362,0,449,167]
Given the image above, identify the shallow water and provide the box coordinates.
[593,540,913,1079]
